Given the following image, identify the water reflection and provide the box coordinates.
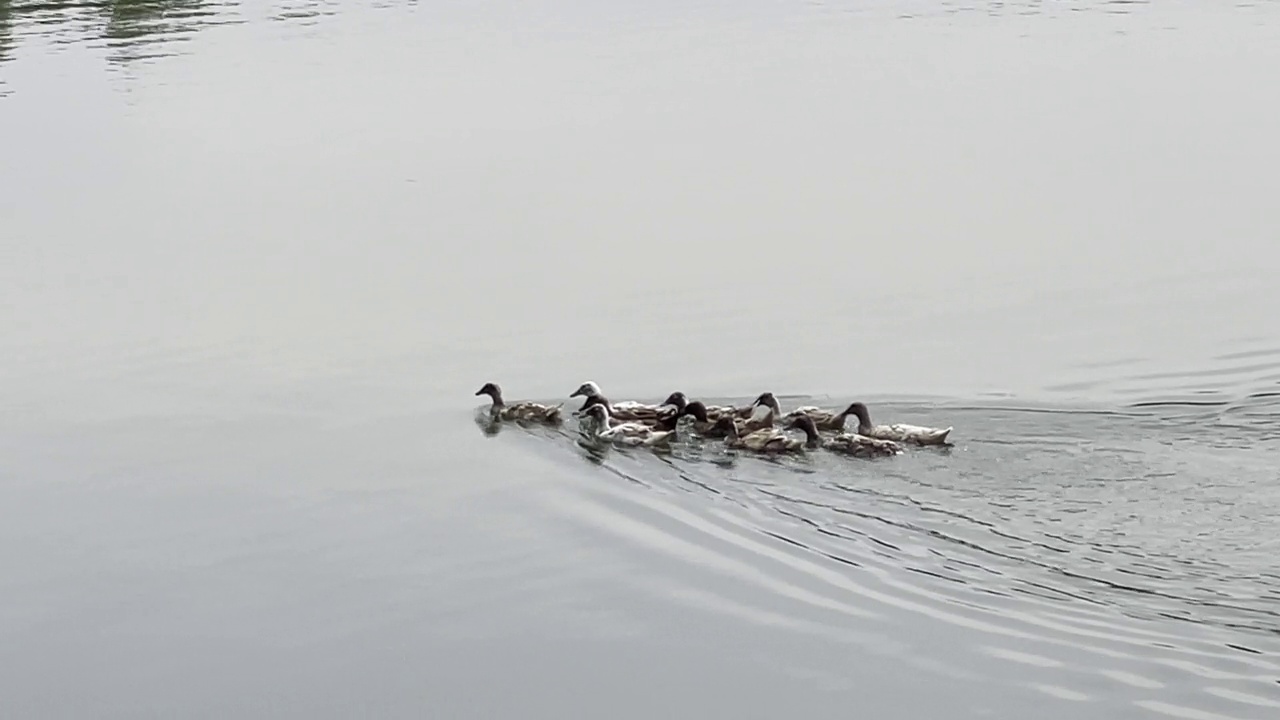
[0,0,1212,94]
[0,1,12,70]
[273,0,336,24]
[99,0,221,64]
[0,0,234,80]
[473,411,502,437]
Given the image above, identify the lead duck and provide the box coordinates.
[475,383,563,424]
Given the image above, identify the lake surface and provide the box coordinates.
[3,1,1280,718]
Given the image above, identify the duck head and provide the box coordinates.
[654,410,680,433]
[846,402,873,430]
[661,391,688,412]
[712,416,740,439]
[570,381,603,399]
[574,394,611,416]
[752,392,781,416]
[786,414,820,446]
[475,383,502,401]
[681,400,710,423]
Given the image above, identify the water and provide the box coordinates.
[3,1,1280,718]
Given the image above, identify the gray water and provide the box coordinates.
[3,1,1280,718]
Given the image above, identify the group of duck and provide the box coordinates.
[475,381,953,459]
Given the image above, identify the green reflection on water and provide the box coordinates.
[0,2,13,68]
[101,0,215,63]
[0,0,230,76]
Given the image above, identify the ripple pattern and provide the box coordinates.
[482,394,1280,717]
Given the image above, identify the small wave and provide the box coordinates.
[482,391,1280,712]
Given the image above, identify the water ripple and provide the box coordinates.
[486,390,1280,711]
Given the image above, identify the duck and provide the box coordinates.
[685,394,779,437]
[737,392,782,434]
[786,415,903,458]
[781,401,863,432]
[578,403,676,448]
[475,383,563,424]
[847,402,952,446]
[689,392,780,436]
[697,398,762,422]
[715,414,806,454]
[627,391,688,426]
[678,401,731,437]
[569,381,687,423]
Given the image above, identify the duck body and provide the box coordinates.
[788,415,902,458]
[683,392,778,422]
[847,402,952,445]
[733,427,806,454]
[600,423,676,447]
[579,404,676,448]
[475,383,563,424]
[732,392,781,434]
[678,401,731,438]
[782,402,859,432]
[678,394,778,436]
[496,404,563,423]
[700,403,757,422]
[826,433,903,458]
[571,382,687,423]
[716,415,805,454]
[611,397,685,424]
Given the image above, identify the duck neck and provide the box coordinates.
[579,395,609,413]
[800,424,820,448]
[488,391,505,408]
[582,412,606,437]
[851,405,873,434]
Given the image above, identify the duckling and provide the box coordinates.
[715,415,806,454]
[569,382,687,423]
[475,383,563,424]
[782,401,862,432]
[786,415,903,458]
[847,402,952,446]
[579,404,676,448]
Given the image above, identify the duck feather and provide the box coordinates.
[475,383,563,424]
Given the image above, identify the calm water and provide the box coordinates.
[3,1,1280,718]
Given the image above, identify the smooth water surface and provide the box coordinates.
[2,1,1279,718]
